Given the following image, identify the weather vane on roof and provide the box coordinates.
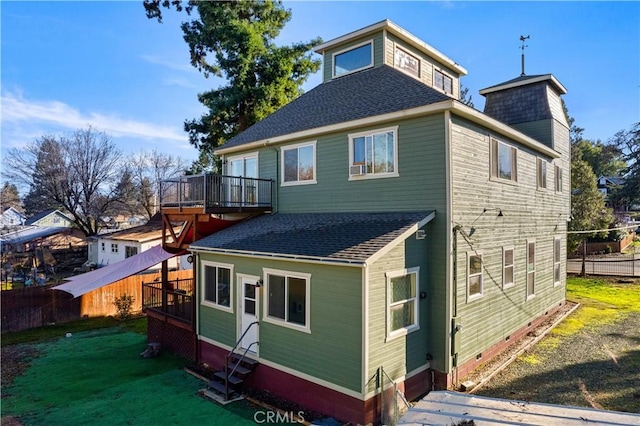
[520,35,530,77]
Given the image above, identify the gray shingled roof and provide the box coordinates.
[219,65,451,150]
[190,211,434,263]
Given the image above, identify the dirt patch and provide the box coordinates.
[474,311,640,413]
[459,301,577,391]
[1,345,41,391]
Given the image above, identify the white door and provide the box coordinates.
[240,276,259,352]
[228,156,258,206]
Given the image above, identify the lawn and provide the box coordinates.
[0,318,265,426]
[476,276,640,413]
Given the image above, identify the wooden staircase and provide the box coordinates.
[203,322,259,403]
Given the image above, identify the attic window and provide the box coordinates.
[333,41,373,78]
[394,46,419,78]
[434,69,452,94]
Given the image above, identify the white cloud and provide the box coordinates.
[1,91,187,143]
[140,54,194,73]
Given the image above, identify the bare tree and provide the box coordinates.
[3,127,123,236]
[126,149,187,219]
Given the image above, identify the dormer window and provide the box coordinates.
[333,41,373,78]
[434,69,452,94]
[394,46,419,78]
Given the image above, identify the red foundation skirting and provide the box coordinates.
[198,340,433,424]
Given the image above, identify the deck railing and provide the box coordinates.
[160,174,272,211]
[142,278,194,323]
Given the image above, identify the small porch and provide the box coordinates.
[142,277,194,329]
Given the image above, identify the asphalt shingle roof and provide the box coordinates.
[191,211,434,263]
[219,65,451,150]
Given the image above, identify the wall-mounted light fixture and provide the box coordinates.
[256,279,264,288]
[186,255,194,264]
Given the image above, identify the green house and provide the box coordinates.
[170,20,570,424]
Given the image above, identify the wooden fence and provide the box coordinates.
[1,269,193,333]
[577,232,636,255]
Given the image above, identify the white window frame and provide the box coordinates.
[386,267,420,341]
[281,141,317,187]
[526,240,536,299]
[555,165,563,193]
[332,40,373,78]
[553,237,562,286]
[262,268,311,333]
[348,126,399,180]
[201,260,234,313]
[111,243,118,254]
[467,252,483,300]
[537,158,548,189]
[503,246,515,289]
[490,138,518,184]
[433,68,453,94]
[394,45,420,78]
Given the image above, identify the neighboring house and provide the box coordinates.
[597,176,628,212]
[0,207,26,229]
[91,214,183,271]
[153,20,570,424]
[25,209,74,228]
[0,226,85,254]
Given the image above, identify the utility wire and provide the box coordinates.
[567,224,638,235]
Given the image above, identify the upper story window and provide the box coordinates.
[467,252,483,300]
[394,46,419,78]
[333,41,373,78]
[386,267,419,340]
[555,165,563,192]
[537,158,548,189]
[282,142,316,186]
[434,69,453,94]
[503,247,515,289]
[202,261,233,312]
[348,126,398,180]
[490,138,518,183]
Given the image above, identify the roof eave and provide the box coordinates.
[188,246,365,267]
[313,19,467,76]
[479,74,567,96]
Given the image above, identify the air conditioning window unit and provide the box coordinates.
[350,165,366,176]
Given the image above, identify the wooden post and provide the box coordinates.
[581,237,587,277]
[161,259,169,312]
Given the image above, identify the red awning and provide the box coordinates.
[52,245,179,298]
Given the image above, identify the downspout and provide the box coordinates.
[193,251,199,363]
[272,145,279,214]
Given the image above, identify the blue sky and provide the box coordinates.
[2,1,639,165]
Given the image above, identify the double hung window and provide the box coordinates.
[467,253,483,299]
[503,247,515,288]
[386,268,419,339]
[526,241,536,298]
[490,138,518,183]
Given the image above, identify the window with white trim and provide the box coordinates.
[503,247,514,288]
[394,46,420,78]
[526,241,536,298]
[537,158,547,189]
[554,238,562,285]
[349,127,398,179]
[467,253,483,299]
[434,69,453,94]
[282,142,316,186]
[111,243,118,253]
[333,41,373,78]
[555,165,563,192]
[264,269,310,331]
[202,262,233,311]
[386,268,419,339]
[490,138,518,182]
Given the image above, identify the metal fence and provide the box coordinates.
[567,253,639,277]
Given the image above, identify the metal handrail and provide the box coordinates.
[224,321,259,399]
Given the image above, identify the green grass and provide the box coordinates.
[2,326,260,425]
[546,276,640,343]
[1,316,147,346]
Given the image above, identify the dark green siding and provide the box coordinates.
[322,32,384,82]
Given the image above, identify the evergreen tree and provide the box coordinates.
[144,0,322,172]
